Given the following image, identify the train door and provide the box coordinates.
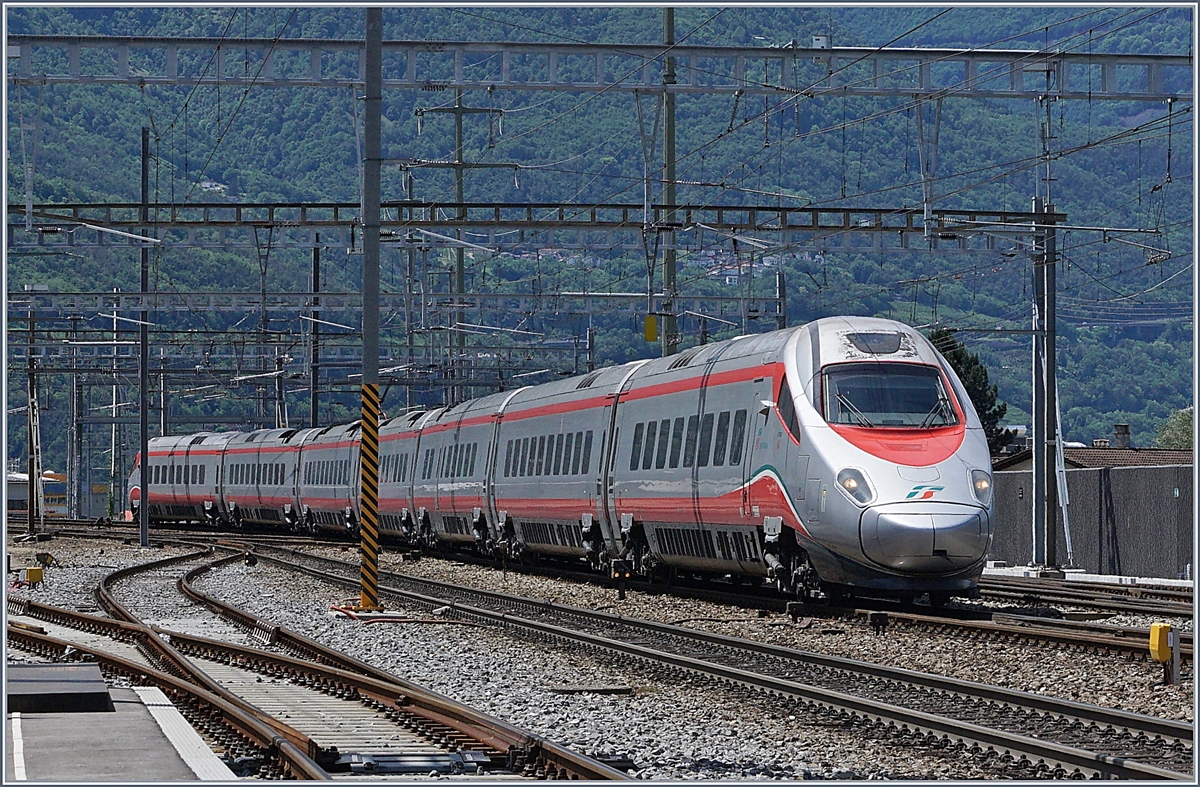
[742,377,769,519]
[600,361,649,555]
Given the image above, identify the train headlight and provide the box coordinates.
[970,470,993,507]
[836,468,875,505]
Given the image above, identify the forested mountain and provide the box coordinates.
[5,6,1193,478]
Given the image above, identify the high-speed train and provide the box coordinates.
[128,317,995,601]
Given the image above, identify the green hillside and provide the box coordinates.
[5,7,1193,478]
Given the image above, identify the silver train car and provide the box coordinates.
[128,316,995,600]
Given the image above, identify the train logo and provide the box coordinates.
[905,484,944,500]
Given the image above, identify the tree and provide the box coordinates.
[1155,406,1193,449]
[928,328,1016,456]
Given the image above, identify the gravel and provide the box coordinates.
[7,535,1193,780]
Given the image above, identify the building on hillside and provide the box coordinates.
[993,423,1193,471]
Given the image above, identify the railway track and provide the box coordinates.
[35,524,1194,662]
[6,547,629,780]
[229,543,1194,779]
[979,576,1193,618]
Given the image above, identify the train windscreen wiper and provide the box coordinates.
[919,395,951,428]
[836,393,874,427]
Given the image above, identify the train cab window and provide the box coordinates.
[629,423,645,471]
[712,411,731,467]
[778,379,803,442]
[669,417,684,468]
[683,415,699,467]
[574,430,586,474]
[655,418,671,469]
[696,413,715,468]
[641,421,657,471]
[580,431,593,473]
[822,362,958,428]
[729,409,748,466]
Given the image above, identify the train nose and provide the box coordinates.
[859,502,989,572]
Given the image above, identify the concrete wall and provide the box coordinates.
[992,465,1193,580]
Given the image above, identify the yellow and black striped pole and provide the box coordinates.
[356,7,384,612]
[357,383,382,610]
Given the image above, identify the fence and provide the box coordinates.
[992,465,1193,580]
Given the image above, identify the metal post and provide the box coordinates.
[139,126,150,548]
[661,7,678,357]
[454,89,467,399]
[159,362,166,434]
[1043,205,1058,568]
[26,308,39,534]
[357,6,383,611]
[68,316,81,518]
[310,235,320,427]
[1030,197,1046,566]
[776,269,787,330]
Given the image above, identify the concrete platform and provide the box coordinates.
[6,663,113,713]
[6,686,236,781]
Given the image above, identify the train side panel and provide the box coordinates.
[378,412,425,537]
[297,423,361,533]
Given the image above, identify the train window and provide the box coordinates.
[713,411,731,467]
[458,444,466,477]
[655,418,671,469]
[552,434,564,475]
[669,417,684,468]
[559,433,572,474]
[469,443,478,476]
[641,421,657,471]
[401,453,409,482]
[697,413,715,468]
[581,430,593,474]
[629,423,644,471]
[201,465,206,485]
[778,378,803,441]
[729,409,748,466]
[519,437,530,477]
[822,362,957,428]
[683,415,699,467]
[504,440,514,477]
[573,431,585,474]
[193,464,199,484]
[343,459,349,484]
[535,436,546,475]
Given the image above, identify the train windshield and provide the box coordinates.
[822,363,958,428]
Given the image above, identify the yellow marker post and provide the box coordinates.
[1149,622,1180,685]
[356,383,383,612]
